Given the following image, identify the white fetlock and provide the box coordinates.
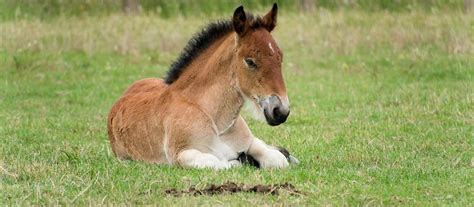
[228,160,242,168]
[258,149,289,169]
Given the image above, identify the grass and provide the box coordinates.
[1,8,473,205]
[0,0,466,20]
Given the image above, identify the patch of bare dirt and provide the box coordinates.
[164,182,302,196]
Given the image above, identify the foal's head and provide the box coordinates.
[233,4,289,126]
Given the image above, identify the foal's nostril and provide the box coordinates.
[272,107,289,123]
[272,107,281,118]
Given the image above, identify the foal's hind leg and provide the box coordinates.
[177,149,241,169]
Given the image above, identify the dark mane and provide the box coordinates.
[164,14,266,84]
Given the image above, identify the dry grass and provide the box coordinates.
[1,10,472,57]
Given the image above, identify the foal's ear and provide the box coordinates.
[263,3,278,32]
[233,5,248,36]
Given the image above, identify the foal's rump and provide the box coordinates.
[107,78,168,163]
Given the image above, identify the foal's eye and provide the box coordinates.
[244,58,257,69]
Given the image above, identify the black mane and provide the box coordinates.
[164,20,233,84]
[164,14,266,84]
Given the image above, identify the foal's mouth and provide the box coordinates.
[257,95,290,126]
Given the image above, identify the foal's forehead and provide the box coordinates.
[249,30,281,56]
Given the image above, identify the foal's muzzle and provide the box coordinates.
[259,95,290,126]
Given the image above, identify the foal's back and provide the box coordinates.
[123,78,167,95]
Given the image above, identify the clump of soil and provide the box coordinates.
[165,182,302,196]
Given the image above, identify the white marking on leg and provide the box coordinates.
[268,42,275,53]
[211,139,238,161]
[178,149,239,169]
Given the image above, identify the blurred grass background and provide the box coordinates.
[0,0,470,20]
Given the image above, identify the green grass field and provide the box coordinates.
[1,7,473,205]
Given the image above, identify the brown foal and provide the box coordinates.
[108,4,296,169]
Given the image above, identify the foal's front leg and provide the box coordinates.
[168,115,241,169]
[223,116,290,169]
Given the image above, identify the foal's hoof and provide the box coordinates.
[274,146,300,165]
[237,152,260,168]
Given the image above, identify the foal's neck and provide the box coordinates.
[170,34,243,133]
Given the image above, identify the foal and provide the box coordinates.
[108,4,294,169]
